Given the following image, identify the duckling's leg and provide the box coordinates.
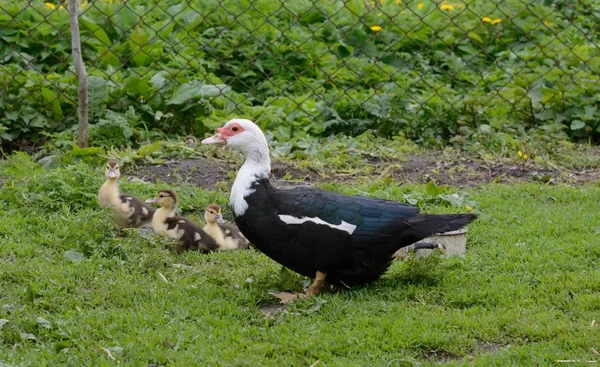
[305,270,327,296]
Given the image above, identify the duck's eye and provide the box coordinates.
[232,126,239,132]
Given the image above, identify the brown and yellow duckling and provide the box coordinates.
[203,204,250,250]
[146,190,218,254]
[97,160,155,228]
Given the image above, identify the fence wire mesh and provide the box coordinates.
[0,0,599,147]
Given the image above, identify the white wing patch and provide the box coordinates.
[194,232,202,241]
[278,215,357,235]
[142,207,149,215]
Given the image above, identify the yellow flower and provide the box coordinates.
[491,18,502,25]
[44,2,56,9]
[465,205,473,212]
[377,12,383,17]
[370,25,383,32]
[482,16,492,23]
[543,20,553,26]
[400,10,405,14]
[440,3,454,10]
[523,154,528,160]
[395,0,402,4]
[518,151,523,158]
[417,3,424,9]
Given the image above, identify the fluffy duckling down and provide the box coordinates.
[203,204,249,250]
[146,190,218,254]
[97,160,155,228]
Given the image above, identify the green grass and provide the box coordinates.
[1,155,600,366]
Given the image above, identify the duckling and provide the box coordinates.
[203,204,250,250]
[97,160,155,228]
[146,190,218,254]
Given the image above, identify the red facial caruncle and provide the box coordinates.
[218,122,245,140]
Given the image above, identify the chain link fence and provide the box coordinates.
[0,0,599,149]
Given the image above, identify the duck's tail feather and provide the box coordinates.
[391,213,477,251]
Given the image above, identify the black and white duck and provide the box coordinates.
[202,119,477,300]
[146,190,218,254]
[203,204,250,250]
[97,160,155,228]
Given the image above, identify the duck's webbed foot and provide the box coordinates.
[305,270,327,296]
[269,270,328,304]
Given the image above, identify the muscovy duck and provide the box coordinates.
[146,190,218,254]
[97,160,155,228]
[202,119,476,298]
[203,204,250,250]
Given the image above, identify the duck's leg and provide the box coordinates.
[305,270,327,296]
[270,270,327,304]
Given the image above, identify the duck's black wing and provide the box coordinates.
[272,186,475,247]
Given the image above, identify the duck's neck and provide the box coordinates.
[231,149,271,217]
[99,177,120,207]
[154,206,176,224]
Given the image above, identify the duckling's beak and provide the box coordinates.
[201,134,226,145]
[107,169,118,178]
[215,214,225,223]
[145,197,158,204]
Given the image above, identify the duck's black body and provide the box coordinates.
[234,178,476,286]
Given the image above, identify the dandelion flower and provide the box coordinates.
[491,18,501,25]
[482,16,492,23]
[395,0,402,4]
[465,205,473,212]
[543,20,553,26]
[518,151,523,158]
[44,2,56,9]
[401,10,405,14]
[417,3,424,9]
[440,3,454,10]
[370,25,383,32]
[523,154,529,160]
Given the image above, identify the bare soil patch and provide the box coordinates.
[131,153,600,188]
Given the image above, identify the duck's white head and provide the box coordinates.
[202,118,271,217]
[201,118,269,161]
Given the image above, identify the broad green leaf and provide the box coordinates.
[41,87,63,117]
[64,250,85,262]
[167,82,230,105]
[87,76,108,118]
[570,120,585,130]
[426,180,441,197]
[467,31,482,44]
[36,317,51,329]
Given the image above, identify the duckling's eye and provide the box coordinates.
[232,126,239,132]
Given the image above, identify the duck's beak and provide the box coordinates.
[215,214,225,223]
[145,197,158,204]
[201,134,226,145]
[107,169,118,178]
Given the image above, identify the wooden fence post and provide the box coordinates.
[68,0,89,148]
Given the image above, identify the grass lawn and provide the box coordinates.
[1,154,600,366]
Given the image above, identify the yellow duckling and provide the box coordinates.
[97,160,155,228]
[146,190,218,254]
[203,204,250,250]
